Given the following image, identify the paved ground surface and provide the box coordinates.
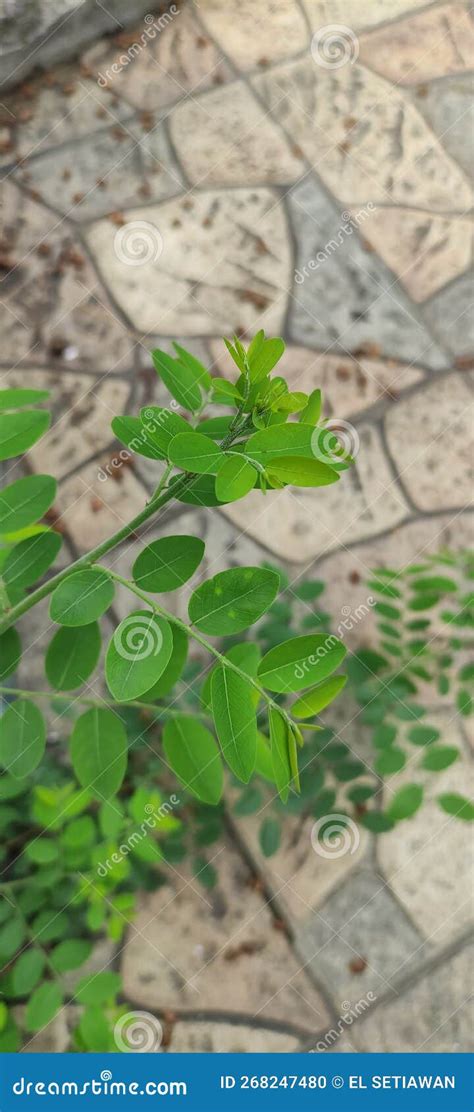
[1,0,473,1053]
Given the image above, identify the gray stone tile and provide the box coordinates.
[287,178,448,368]
[411,75,474,181]
[421,272,474,359]
[355,943,474,1052]
[296,868,428,1004]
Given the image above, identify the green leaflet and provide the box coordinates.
[173,473,224,507]
[247,335,285,382]
[50,569,114,626]
[0,699,45,779]
[387,784,423,821]
[105,610,173,701]
[269,707,291,803]
[163,715,223,805]
[111,415,166,461]
[245,423,316,464]
[133,535,204,592]
[258,634,346,694]
[46,623,101,691]
[70,708,127,799]
[375,747,406,776]
[3,531,62,590]
[215,455,257,503]
[201,641,261,711]
[0,410,50,461]
[25,983,63,1033]
[211,666,257,783]
[139,407,191,457]
[292,675,347,718]
[0,389,49,410]
[141,624,188,700]
[168,432,224,475]
[172,343,212,391]
[12,950,45,996]
[259,817,281,857]
[0,475,57,534]
[299,389,322,426]
[266,456,339,488]
[151,349,202,412]
[421,746,459,772]
[0,628,21,681]
[438,793,474,821]
[189,567,280,636]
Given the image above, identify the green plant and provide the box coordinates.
[230,553,474,853]
[0,333,354,1048]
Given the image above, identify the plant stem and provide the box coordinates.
[0,472,192,635]
[0,686,210,721]
[101,568,294,729]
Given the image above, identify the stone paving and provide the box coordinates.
[1,0,473,1054]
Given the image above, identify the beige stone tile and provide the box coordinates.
[55,457,148,551]
[385,373,474,512]
[86,190,290,336]
[229,810,369,925]
[168,1022,302,1052]
[254,59,472,212]
[121,840,330,1030]
[210,341,425,419]
[378,717,473,947]
[355,944,474,1051]
[0,181,134,371]
[354,207,473,302]
[221,425,409,563]
[170,82,304,187]
[82,7,232,112]
[359,4,474,85]
[1,368,128,478]
[302,0,429,33]
[200,0,308,69]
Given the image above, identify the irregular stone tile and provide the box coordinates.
[6,69,130,163]
[121,840,330,1030]
[1,367,128,478]
[222,425,409,564]
[15,120,182,221]
[385,373,473,512]
[302,0,429,33]
[55,458,149,551]
[296,868,427,1003]
[210,340,425,419]
[359,4,474,85]
[355,944,474,1052]
[422,272,474,360]
[312,511,474,655]
[229,808,369,926]
[253,59,472,213]
[170,82,303,187]
[86,190,290,335]
[378,721,473,947]
[413,75,474,180]
[200,0,308,69]
[287,179,448,368]
[356,208,473,302]
[82,7,232,113]
[0,183,135,370]
[169,1022,302,1053]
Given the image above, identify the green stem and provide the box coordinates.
[0,685,210,722]
[0,472,193,635]
[101,568,294,729]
